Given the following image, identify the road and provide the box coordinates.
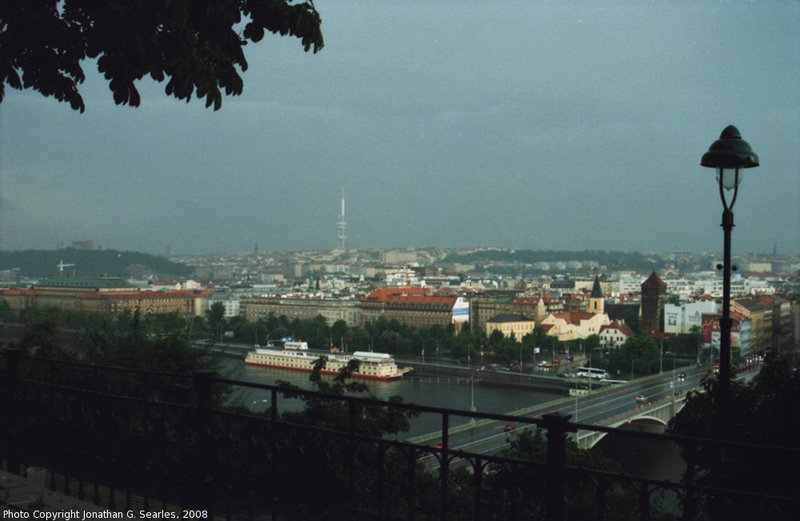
[415,364,714,468]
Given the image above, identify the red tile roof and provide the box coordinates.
[599,321,635,336]
[552,311,595,325]
[1,288,36,296]
[363,288,456,305]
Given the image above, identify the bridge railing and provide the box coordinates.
[1,349,798,521]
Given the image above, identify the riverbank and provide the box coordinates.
[212,344,568,393]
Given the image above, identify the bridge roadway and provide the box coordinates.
[409,364,754,466]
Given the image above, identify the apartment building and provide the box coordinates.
[485,314,536,340]
[470,292,546,331]
[241,295,361,327]
[1,278,211,318]
[81,289,213,317]
[359,288,468,329]
[732,296,774,355]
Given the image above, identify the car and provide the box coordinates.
[677,373,686,382]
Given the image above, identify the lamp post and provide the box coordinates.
[700,125,759,400]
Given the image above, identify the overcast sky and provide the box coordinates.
[1,1,798,257]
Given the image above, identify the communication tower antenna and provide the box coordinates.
[337,189,347,251]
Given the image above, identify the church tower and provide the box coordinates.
[589,275,605,315]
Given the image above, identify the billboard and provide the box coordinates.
[701,313,740,348]
[452,297,469,323]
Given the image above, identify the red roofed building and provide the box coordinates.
[2,279,212,318]
[598,321,635,348]
[0,288,37,315]
[540,310,610,341]
[360,288,468,329]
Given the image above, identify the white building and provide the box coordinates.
[617,272,645,295]
[664,300,719,334]
[208,291,241,318]
[540,311,611,341]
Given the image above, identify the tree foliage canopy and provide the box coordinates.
[668,354,800,520]
[0,0,324,112]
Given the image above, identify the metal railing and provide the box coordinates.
[1,349,798,521]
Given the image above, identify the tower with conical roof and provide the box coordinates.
[640,271,667,334]
[589,275,605,315]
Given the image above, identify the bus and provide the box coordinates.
[576,367,609,380]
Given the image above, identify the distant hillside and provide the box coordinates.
[444,249,662,272]
[0,249,194,279]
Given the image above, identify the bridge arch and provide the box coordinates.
[588,417,667,450]
[577,398,686,450]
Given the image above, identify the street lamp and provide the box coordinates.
[700,125,759,399]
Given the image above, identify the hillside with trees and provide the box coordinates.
[443,249,666,272]
[0,249,194,279]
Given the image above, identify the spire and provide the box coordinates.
[589,274,605,315]
[591,275,603,298]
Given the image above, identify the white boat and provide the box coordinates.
[244,341,411,381]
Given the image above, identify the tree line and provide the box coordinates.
[5,300,704,380]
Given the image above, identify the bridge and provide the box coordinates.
[575,391,687,449]
[409,364,736,457]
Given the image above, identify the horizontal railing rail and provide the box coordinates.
[2,348,798,521]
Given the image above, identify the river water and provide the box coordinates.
[224,360,562,436]
[224,359,686,480]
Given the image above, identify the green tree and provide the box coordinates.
[584,333,600,351]
[0,0,323,112]
[601,334,659,378]
[457,428,638,520]
[273,355,420,518]
[330,319,349,349]
[0,299,16,322]
[623,307,641,333]
[20,306,65,356]
[206,301,227,341]
[668,354,800,520]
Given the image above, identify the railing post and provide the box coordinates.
[193,370,215,517]
[347,399,356,517]
[440,411,450,521]
[2,348,21,474]
[543,412,575,521]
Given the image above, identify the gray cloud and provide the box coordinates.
[1,1,797,255]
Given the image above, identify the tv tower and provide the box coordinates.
[337,189,347,251]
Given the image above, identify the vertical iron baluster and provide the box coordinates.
[407,445,416,521]
[440,411,450,521]
[193,370,215,517]
[638,482,650,521]
[472,456,483,520]
[543,412,574,521]
[4,349,21,475]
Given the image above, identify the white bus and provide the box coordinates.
[576,367,609,380]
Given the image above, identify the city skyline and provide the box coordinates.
[1,1,799,256]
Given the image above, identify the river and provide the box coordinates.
[223,359,686,480]
[224,359,562,437]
